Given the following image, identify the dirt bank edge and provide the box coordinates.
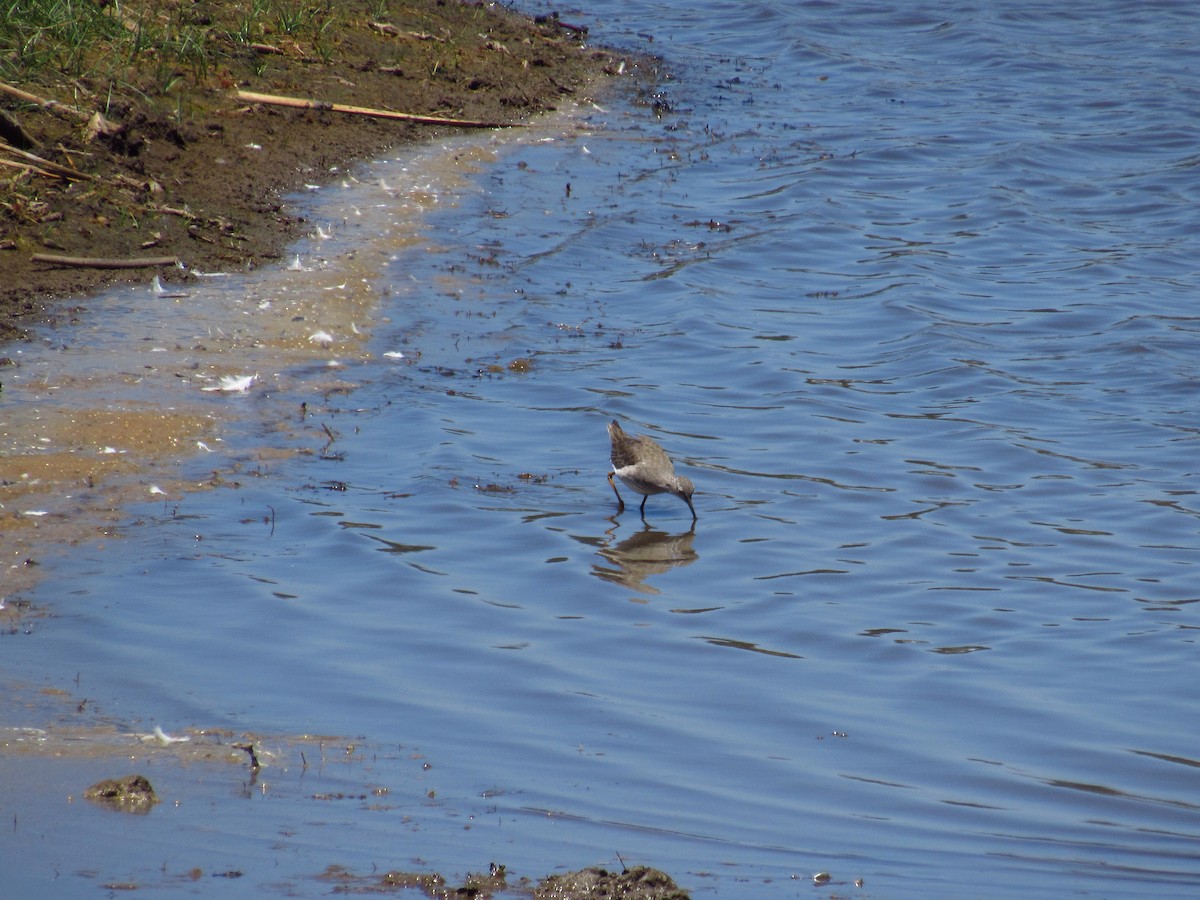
[0,0,622,343]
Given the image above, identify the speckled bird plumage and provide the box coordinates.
[607,419,697,519]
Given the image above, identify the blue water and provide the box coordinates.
[4,1,1200,896]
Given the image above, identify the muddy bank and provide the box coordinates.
[0,0,630,598]
[0,0,617,340]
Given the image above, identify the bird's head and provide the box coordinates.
[673,476,697,519]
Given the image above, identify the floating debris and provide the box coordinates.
[149,725,189,745]
[202,374,257,393]
[151,274,188,298]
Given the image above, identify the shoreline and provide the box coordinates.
[0,0,626,600]
[0,0,619,341]
[0,6,694,896]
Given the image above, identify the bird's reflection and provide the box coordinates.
[593,521,698,594]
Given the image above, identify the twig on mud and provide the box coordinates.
[370,22,438,40]
[0,81,91,122]
[534,13,589,36]
[234,90,521,129]
[0,157,62,180]
[233,742,261,770]
[31,253,179,269]
[0,141,93,181]
[154,204,198,220]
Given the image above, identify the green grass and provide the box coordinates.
[0,0,356,105]
[0,0,125,78]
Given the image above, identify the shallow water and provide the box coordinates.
[4,0,1200,896]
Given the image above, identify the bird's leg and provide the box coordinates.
[639,495,648,516]
[607,471,625,511]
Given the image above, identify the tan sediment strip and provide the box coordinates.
[0,684,349,778]
[0,132,528,608]
[0,406,219,598]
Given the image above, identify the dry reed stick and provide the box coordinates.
[0,81,90,121]
[234,90,519,129]
[31,253,179,269]
[0,157,60,179]
[0,141,93,181]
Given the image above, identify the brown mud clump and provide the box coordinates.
[535,865,691,899]
[320,862,689,898]
[84,773,159,812]
[0,0,618,340]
